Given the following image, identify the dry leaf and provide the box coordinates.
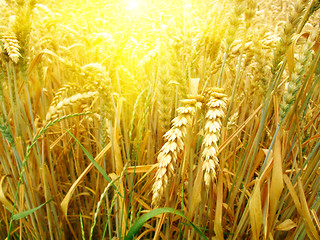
[61,143,111,216]
[269,132,283,233]
[275,219,296,231]
[127,164,156,173]
[298,178,320,239]
[283,175,301,213]
[187,163,203,219]
[0,176,15,213]
[249,179,262,240]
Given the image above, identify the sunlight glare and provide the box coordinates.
[127,0,140,11]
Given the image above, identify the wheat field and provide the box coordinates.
[0,0,320,239]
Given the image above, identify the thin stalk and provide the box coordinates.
[20,64,37,136]
[248,59,286,171]
[125,81,152,236]
[225,30,248,124]
[260,124,281,173]
[217,45,230,88]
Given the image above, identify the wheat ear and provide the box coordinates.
[201,87,227,188]
[1,31,20,63]
[45,91,98,123]
[152,98,200,206]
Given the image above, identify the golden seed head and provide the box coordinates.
[1,31,20,63]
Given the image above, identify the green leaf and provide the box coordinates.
[124,207,208,240]
[65,129,121,196]
[13,199,53,220]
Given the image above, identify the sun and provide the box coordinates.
[126,0,141,11]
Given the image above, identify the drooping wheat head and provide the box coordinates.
[45,91,98,123]
[50,83,81,107]
[152,98,200,206]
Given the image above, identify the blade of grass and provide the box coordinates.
[65,129,120,193]
[124,207,208,240]
[80,213,85,240]
[298,178,320,239]
[13,199,52,220]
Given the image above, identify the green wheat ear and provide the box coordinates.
[280,35,314,124]
[0,116,15,146]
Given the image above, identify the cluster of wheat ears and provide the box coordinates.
[0,0,320,239]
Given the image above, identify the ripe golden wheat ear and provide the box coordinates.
[201,87,227,189]
[152,97,202,206]
[152,87,227,205]
[1,31,20,64]
[45,91,98,123]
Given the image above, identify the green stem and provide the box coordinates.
[217,44,230,88]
